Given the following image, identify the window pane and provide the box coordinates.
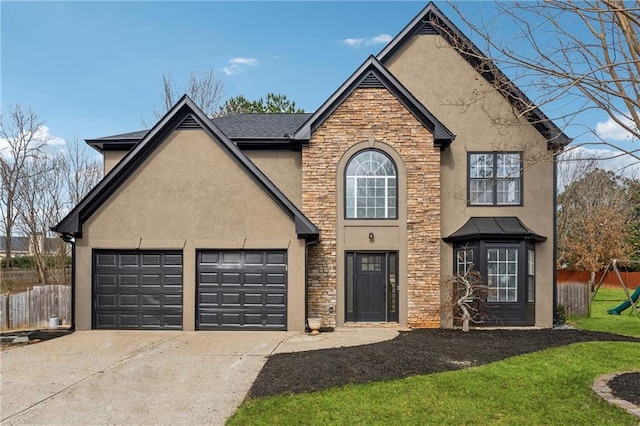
[527,250,535,303]
[346,254,354,315]
[470,179,493,205]
[456,249,474,276]
[497,153,520,178]
[497,179,520,205]
[469,152,521,206]
[346,150,397,218]
[487,248,518,302]
[470,154,493,178]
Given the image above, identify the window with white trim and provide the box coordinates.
[469,152,522,206]
[345,150,397,219]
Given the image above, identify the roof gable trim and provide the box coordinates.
[293,56,455,147]
[53,95,319,239]
[377,2,571,149]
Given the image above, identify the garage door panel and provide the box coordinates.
[266,273,286,285]
[244,293,263,305]
[141,274,160,286]
[199,272,218,284]
[198,309,286,329]
[119,294,139,307]
[243,273,263,285]
[222,252,242,265]
[266,313,286,325]
[141,254,161,266]
[95,314,117,328]
[97,294,117,307]
[266,252,286,265]
[221,292,241,306]
[244,252,264,265]
[197,250,287,330]
[119,275,139,287]
[96,254,118,267]
[221,273,241,285]
[164,294,183,307]
[93,250,183,330]
[200,252,219,264]
[96,274,117,287]
[266,293,286,306]
[119,254,140,267]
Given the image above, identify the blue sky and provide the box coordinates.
[1,1,638,175]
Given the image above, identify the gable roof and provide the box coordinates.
[443,217,547,243]
[53,95,319,240]
[86,130,148,152]
[293,55,455,148]
[214,113,312,140]
[377,2,571,150]
[87,114,315,152]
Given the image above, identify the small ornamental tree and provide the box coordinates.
[448,269,488,332]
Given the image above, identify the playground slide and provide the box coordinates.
[607,287,640,315]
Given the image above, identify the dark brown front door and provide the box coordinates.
[355,253,386,321]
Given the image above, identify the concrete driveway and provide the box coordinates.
[0,330,297,425]
[1,328,398,425]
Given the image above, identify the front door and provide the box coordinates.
[355,253,387,321]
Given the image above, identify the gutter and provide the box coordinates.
[552,154,559,326]
[60,234,76,331]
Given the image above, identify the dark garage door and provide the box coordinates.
[93,250,183,330]
[197,250,287,330]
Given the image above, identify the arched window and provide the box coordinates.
[345,150,397,219]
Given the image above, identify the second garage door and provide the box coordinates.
[197,250,287,330]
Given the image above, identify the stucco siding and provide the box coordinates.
[386,34,555,327]
[103,151,128,175]
[244,150,302,208]
[75,129,306,331]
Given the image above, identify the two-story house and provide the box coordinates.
[53,2,569,331]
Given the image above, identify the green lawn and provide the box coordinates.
[228,290,640,425]
[573,287,640,337]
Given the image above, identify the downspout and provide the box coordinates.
[61,234,76,331]
[552,153,558,326]
[304,235,320,332]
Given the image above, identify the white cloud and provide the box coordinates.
[595,114,637,141]
[223,57,259,75]
[0,125,67,158]
[368,34,392,45]
[340,37,365,48]
[558,146,640,190]
[229,57,258,66]
[339,34,392,48]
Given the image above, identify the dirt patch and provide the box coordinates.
[1,329,72,350]
[250,329,640,398]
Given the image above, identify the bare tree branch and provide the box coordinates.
[0,105,48,267]
[444,0,640,151]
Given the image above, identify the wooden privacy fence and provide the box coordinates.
[557,282,589,317]
[0,285,71,331]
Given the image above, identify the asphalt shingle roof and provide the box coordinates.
[212,113,312,140]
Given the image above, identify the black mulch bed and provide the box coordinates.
[250,329,640,399]
[609,372,640,406]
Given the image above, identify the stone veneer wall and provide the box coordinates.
[302,87,442,328]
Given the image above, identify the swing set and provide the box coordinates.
[591,259,640,319]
